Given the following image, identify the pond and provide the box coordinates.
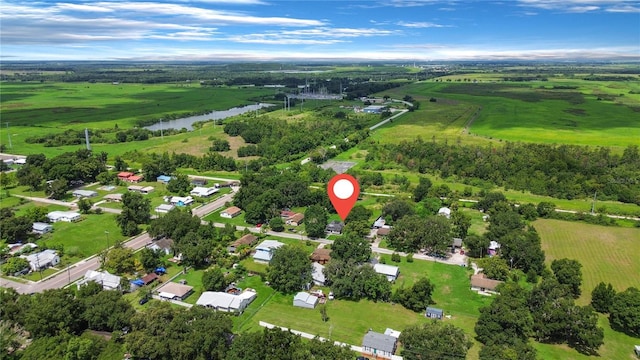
[144,103,275,131]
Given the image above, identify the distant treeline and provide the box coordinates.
[24,127,185,147]
[365,140,640,204]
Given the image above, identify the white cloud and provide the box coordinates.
[606,5,640,12]
[518,0,640,12]
[396,21,450,28]
[226,27,397,45]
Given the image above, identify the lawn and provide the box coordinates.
[534,219,640,305]
[237,254,492,358]
[37,213,126,260]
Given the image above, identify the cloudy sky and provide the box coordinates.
[1,0,639,61]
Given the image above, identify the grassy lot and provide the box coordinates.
[38,213,126,260]
[534,314,640,360]
[534,219,640,305]
[237,254,491,358]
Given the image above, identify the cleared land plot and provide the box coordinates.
[38,213,126,260]
[534,219,640,305]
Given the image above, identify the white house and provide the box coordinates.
[373,263,400,282]
[72,189,98,198]
[312,262,326,286]
[32,222,53,234]
[220,206,242,219]
[169,196,194,206]
[22,249,60,271]
[362,330,397,359]
[438,207,451,219]
[196,290,257,313]
[190,186,219,197]
[155,204,175,214]
[47,211,81,223]
[80,270,122,290]
[253,240,284,263]
[293,292,319,309]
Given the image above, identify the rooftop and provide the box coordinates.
[362,330,397,354]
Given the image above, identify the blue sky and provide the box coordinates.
[1,0,639,61]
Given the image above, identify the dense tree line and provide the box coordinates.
[233,167,333,225]
[323,259,391,301]
[224,115,369,163]
[591,283,640,337]
[16,150,107,196]
[366,140,640,204]
[400,321,472,360]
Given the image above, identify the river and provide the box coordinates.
[144,103,274,131]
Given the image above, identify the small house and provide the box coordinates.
[470,273,503,295]
[373,216,386,229]
[373,263,399,282]
[128,185,153,194]
[32,222,53,234]
[190,186,218,197]
[22,249,60,271]
[80,270,122,291]
[286,213,304,226]
[196,289,256,313]
[310,248,332,264]
[155,204,175,214]
[117,172,134,181]
[452,238,463,248]
[227,234,258,253]
[362,105,386,114]
[156,175,172,184]
[127,175,144,183]
[147,238,174,255]
[253,240,284,263]
[426,307,444,320]
[169,196,194,206]
[362,330,397,359]
[103,193,123,202]
[47,211,81,223]
[325,220,344,235]
[293,292,319,309]
[157,282,194,301]
[72,189,98,198]
[221,206,242,219]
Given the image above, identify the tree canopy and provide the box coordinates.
[267,245,313,294]
[400,321,472,360]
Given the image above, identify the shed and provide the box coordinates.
[191,178,208,186]
[373,216,386,228]
[438,207,451,219]
[426,307,444,320]
[373,263,400,281]
[141,273,159,285]
[293,292,319,309]
[452,238,463,248]
[32,222,53,234]
[362,330,397,358]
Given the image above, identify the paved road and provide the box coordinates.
[1,232,152,294]
[13,194,78,208]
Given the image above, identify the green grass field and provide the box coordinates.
[377,78,640,150]
[534,219,640,304]
[236,255,491,358]
[38,213,126,260]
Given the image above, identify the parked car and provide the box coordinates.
[139,297,150,305]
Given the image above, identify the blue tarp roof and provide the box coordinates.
[131,279,144,286]
[155,267,166,273]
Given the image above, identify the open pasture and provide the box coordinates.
[534,218,640,305]
[377,78,640,149]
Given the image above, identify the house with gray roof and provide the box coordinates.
[32,222,53,235]
[22,249,60,272]
[362,330,397,359]
[253,240,284,263]
[80,270,122,291]
[373,263,400,282]
[426,306,444,320]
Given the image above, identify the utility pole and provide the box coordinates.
[591,191,597,214]
[105,230,110,250]
[6,122,12,149]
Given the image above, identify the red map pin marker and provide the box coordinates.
[327,174,360,221]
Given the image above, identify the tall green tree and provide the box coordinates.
[412,177,432,203]
[393,277,435,312]
[475,283,533,346]
[551,258,583,298]
[382,199,415,222]
[116,192,151,236]
[400,321,472,360]
[609,287,640,337]
[331,233,371,263]
[202,266,228,291]
[267,245,313,293]
[82,290,134,331]
[166,174,192,195]
[304,205,328,238]
[22,289,84,339]
[591,282,616,313]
